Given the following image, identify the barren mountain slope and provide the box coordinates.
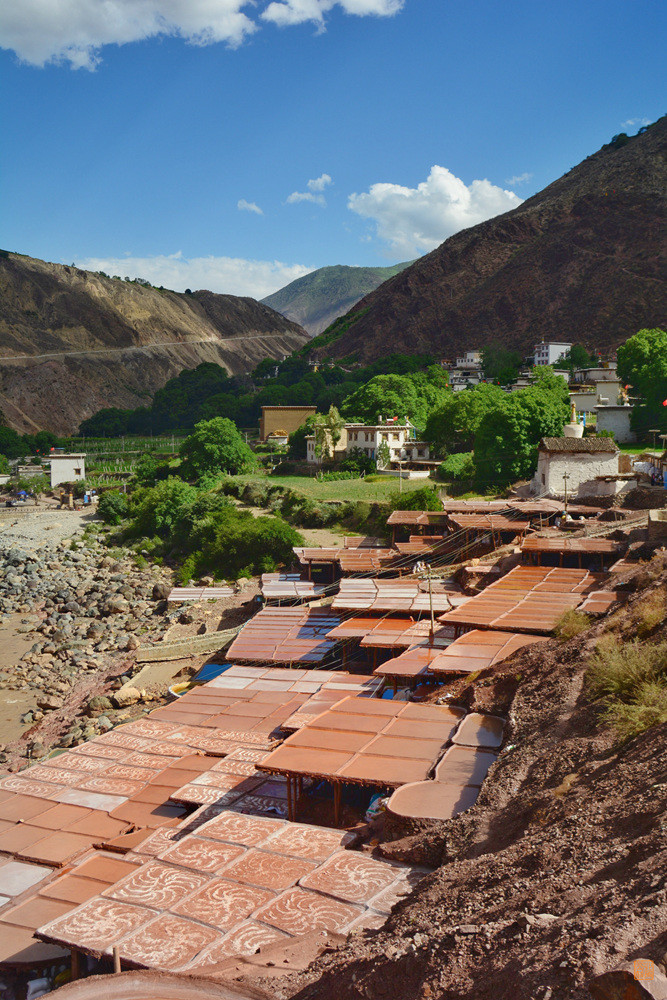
[308,117,667,363]
[0,253,308,433]
[273,559,667,1000]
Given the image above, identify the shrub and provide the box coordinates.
[128,477,198,539]
[98,489,129,525]
[388,484,441,511]
[187,508,303,579]
[634,591,666,638]
[554,610,591,640]
[587,637,667,738]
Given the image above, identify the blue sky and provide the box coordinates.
[1,0,664,298]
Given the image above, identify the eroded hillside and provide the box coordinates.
[274,558,667,1000]
[0,253,308,433]
[308,118,667,364]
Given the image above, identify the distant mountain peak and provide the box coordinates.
[261,261,413,336]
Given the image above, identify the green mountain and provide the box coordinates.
[261,261,413,336]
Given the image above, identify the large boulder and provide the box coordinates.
[590,962,667,999]
[112,685,141,708]
[152,581,171,601]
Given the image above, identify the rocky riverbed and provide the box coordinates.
[0,523,177,769]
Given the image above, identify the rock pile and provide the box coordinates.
[0,538,174,757]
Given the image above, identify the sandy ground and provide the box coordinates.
[0,507,98,548]
[0,614,40,743]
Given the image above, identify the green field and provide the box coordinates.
[233,473,435,503]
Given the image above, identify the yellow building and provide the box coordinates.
[259,405,316,441]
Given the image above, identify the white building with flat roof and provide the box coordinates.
[49,453,86,488]
[534,342,572,367]
[532,437,620,497]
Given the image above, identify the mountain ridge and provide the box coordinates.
[0,252,308,433]
[261,261,412,335]
[306,118,667,362]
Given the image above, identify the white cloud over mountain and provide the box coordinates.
[73,252,312,299]
[0,0,402,69]
[348,165,523,255]
[286,173,332,206]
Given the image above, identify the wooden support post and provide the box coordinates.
[71,949,81,981]
[113,946,121,974]
[334,783,342,826]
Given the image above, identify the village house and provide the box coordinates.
[49,452,86,488]
[532,437,621,498]
[306,418,431,468]
[533,341,572,366]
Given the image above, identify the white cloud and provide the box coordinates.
[237,198,263,215]
[622,117,652,128]
[262,0,403,29]
[506,172,533,186]
[348,165,524,256]
[286,173,332,206]
[73,251,312,299]
[0,0,402,69]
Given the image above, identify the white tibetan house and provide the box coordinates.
[532,437,620,498]
[49,453,86,488]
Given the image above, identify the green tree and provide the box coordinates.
[424,383,506,455]
[480,344,523,385]
[474,368,569,486]
[0,426,26,459]
[179,417,255,480]
[560,343,596,373]
[617,328,667,436]
[341,370,447,430]
[312,406,344,463]
[0,454,10,475]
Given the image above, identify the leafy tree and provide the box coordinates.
[287,417,315,460]
[0,426,26,459]
[0,454,10,474]
[474,367,569,486]
[341,369,447,430]
[617,328,667,436]
[311,406,344,463]
[375,440,391,470]
[437,452,475,481]
[132,452,172,487]
[559,343,597,374]
[179,417,255,480]
[480,344,523,385]
[424,382,506,455]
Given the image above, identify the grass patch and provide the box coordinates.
[587,636,667,738]
[232,473,433,504]
[634,591,666,638]
[554,609,591,640]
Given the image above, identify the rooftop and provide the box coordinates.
[539,437,618,454]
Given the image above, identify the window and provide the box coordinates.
[541,473,545,485]
[74,467,81,475]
